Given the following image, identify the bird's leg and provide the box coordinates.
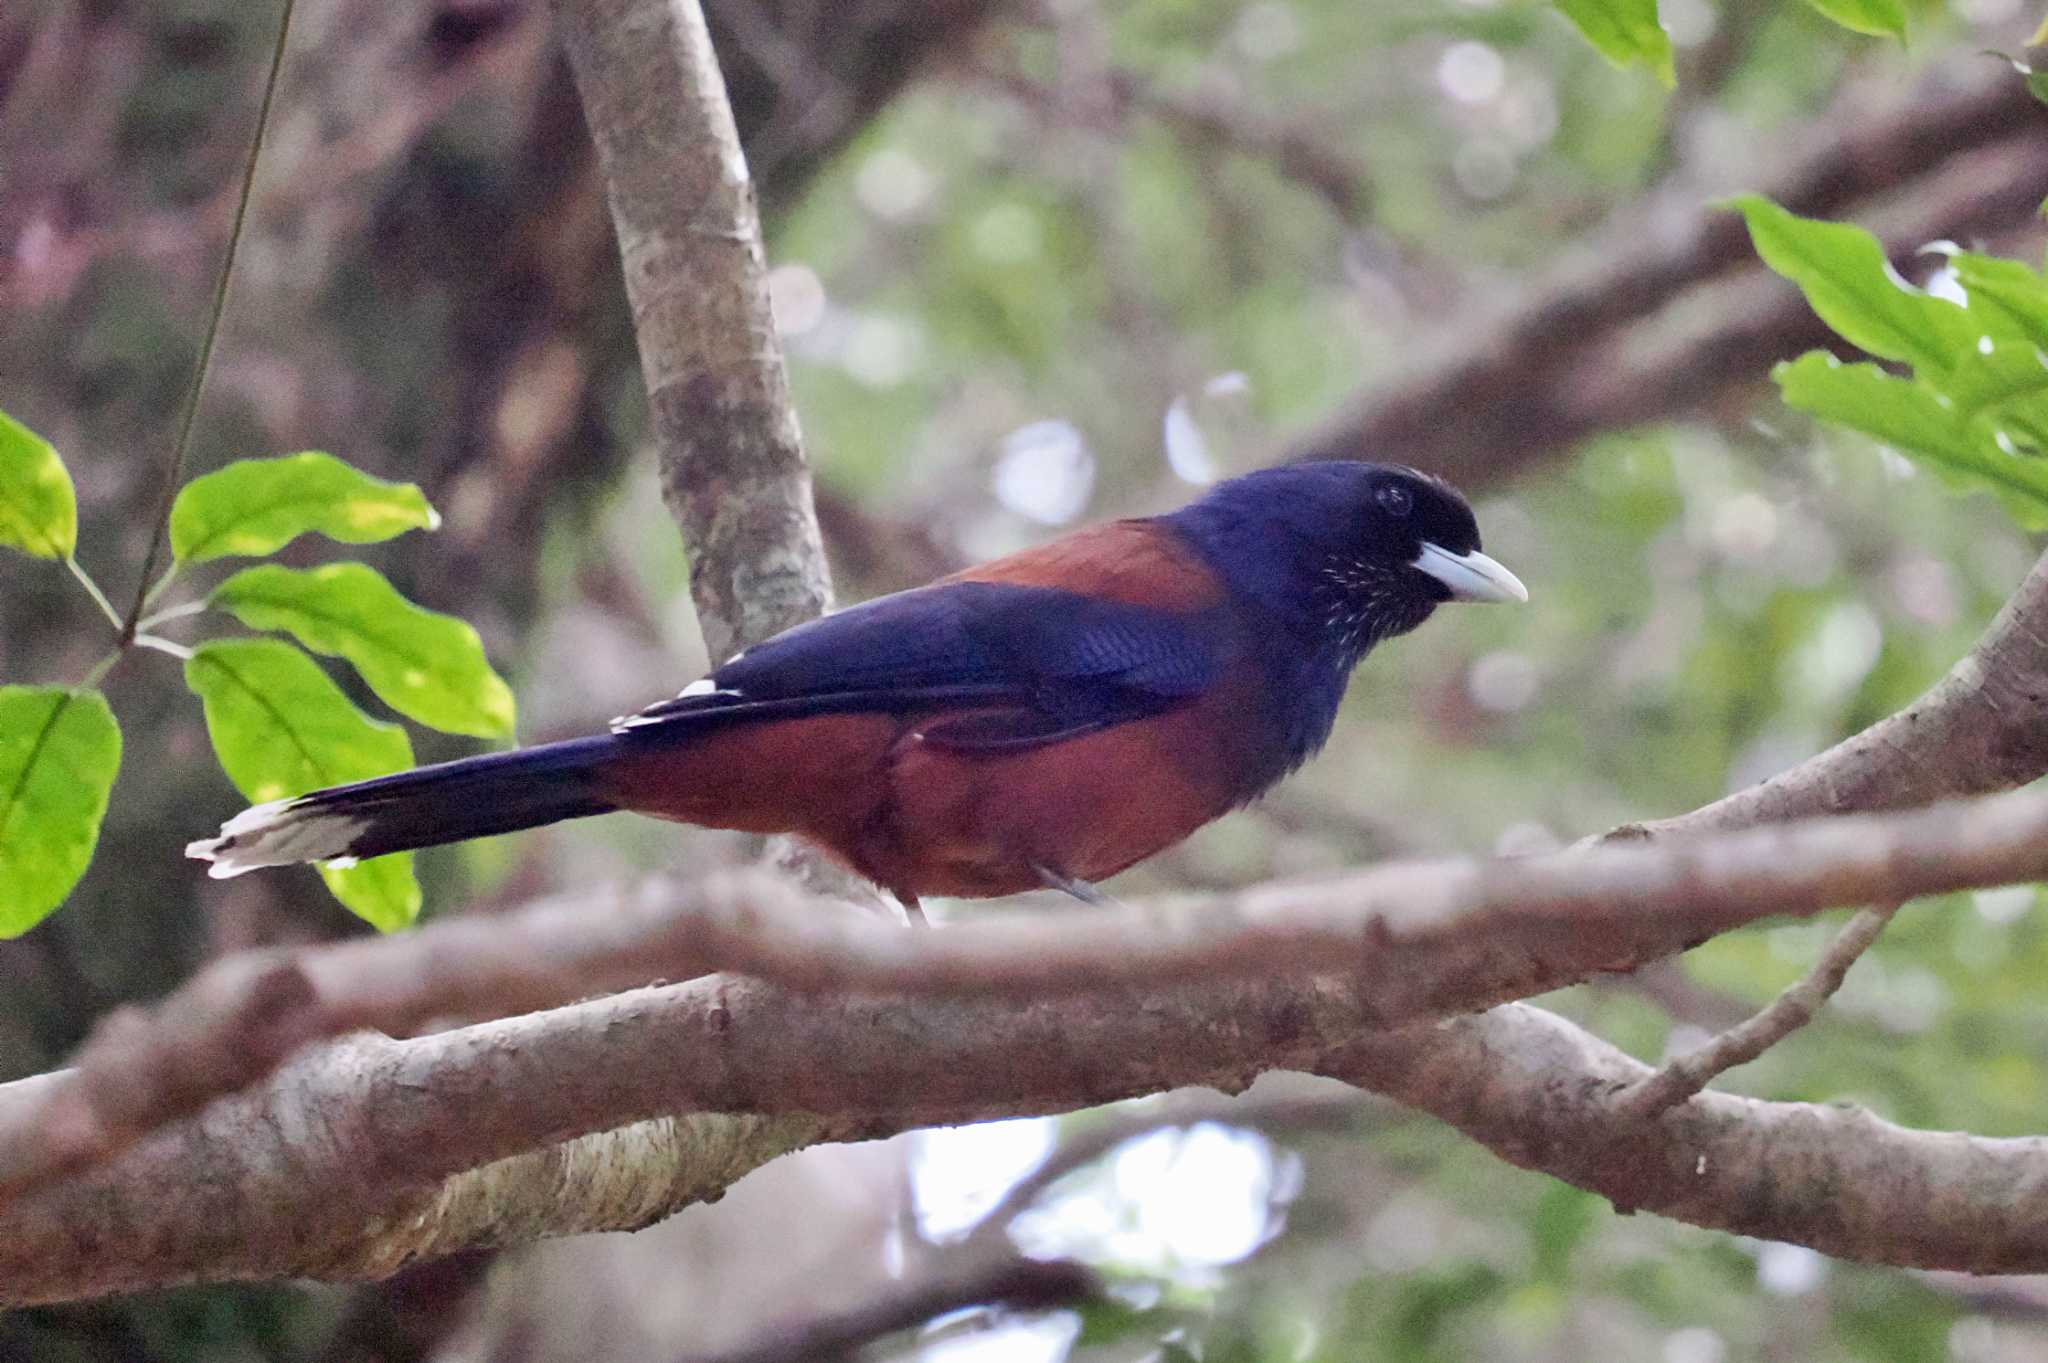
[1032,863,1116,907]
[897,892,929,927]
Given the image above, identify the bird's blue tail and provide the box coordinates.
[186,736,623,877]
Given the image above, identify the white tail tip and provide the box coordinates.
[186,798,368,878]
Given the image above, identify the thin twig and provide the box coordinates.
[1616,903,1902,1123]
[977,60,1374,220]
[120,0,297,641]
[965,1090,1368,1252]
[72,653,119,692]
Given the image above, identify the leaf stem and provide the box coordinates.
[140,564,182,616]
[119,0,297,643]
[65,558,123,632]
[133,635,196,663]
[136,600,210,633]
[75,652,120,691]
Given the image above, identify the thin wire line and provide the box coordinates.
[120,0,298,641]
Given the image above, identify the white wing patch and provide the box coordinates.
[610,677,744,732]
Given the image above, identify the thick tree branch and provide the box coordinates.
[554,0,831,663]
[1328,1003,2048,1274]
[13,893,2048,1303]
[13,774,2048,1213]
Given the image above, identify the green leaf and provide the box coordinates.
[169,451,438,565]
[1943,339,2048,419]
[184,638,421,930]
[211,562,516,739]
[1801,0,1907,39]
[1775,352,2048,528]
[1949,252,2048,352]
[1728,195,1974,377]
[0,408,78,560]
[316,855,419,934]
[1553,0,1674,86]
[0,688,121,936]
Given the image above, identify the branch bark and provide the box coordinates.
[1326,1003,2048,1275]
[9,879,2048,1302]
[554,0,831,664]
[12,780,2048,1210]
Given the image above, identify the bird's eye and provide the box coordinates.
[1376,484,1413,517]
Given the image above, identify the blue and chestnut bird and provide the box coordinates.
[188,462,1525,915]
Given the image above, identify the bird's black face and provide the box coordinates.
[1166,460,1526,660]
[1316,466,1526,651]
[1165,459,1527,780]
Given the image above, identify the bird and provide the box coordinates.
[188,461,1526,919]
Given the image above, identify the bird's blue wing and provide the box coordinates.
[616,581,1223,747]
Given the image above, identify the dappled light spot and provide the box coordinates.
[767,263,827,337]
[993,421,1094,525]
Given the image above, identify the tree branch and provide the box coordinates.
[554,0,831,665]
[1282,60,2048,486]
[13,773,2048,1215]
[11,891,2048,1302]
[978,61,1373,220]
[678,1257,1099,1363]
[1325,1003,2048,1274]
[1614,902,1900,1123]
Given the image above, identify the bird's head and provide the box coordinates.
[1166,461,1526,660]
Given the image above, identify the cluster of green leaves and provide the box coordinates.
[0,416,514,936]
[1550,0,1906,87]
[1733,194,2048,529]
